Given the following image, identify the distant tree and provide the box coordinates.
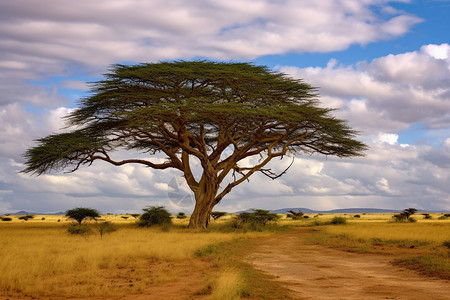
[121,216,129,220]
[138,206,172,227]
[130,213,140,219]
[402,208,418,219]
[393,208,418,222]
[211,211,227,220]
[18,215,34,221]
[65,207,100,225]
[176,212,187,219]
[22,61,367,229]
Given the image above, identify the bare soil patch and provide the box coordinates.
[247,227,449,300]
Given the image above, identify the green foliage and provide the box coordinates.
[330,216,347,225]
[18,215,34,221]
[67,224,92,235]
[422,213,432,219]
[233,209,280,230]
[94,221,117,238]
[138,206,172,227]
[130,213,140,219]
[393,208,418,222]
[21,61,367,230]
[176,212,187,219]
[211,211,227,220]
[65,207,100,225]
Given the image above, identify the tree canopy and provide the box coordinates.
[22,61,367,229]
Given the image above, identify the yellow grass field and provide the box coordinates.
[1,212,449,298]
[0,215,262,299]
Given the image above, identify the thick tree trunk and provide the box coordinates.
[188,189,217,229]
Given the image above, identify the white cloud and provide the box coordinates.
[280,43,450,134]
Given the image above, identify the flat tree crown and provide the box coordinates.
[23,61,366,176]
[22,61,367,229]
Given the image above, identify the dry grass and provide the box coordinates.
[0,219,244,298]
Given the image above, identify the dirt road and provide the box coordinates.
[247,228,449,300]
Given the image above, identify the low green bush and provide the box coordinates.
[176,212,187,219]
[330,216,347,225]
[95,221,117,237]
[1,217,12,221]
[138,206,172,227]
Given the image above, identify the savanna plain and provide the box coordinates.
[0,212,449,299]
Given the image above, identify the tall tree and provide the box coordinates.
[22,61,367,229]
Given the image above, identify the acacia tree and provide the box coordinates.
[22,61,367,229]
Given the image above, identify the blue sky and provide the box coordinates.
[0,0,449,214]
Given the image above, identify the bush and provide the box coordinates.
[176,212,187,219]
[408,217,417,223]
[422,213,432,219]
[94,221,117,237]
[443,241,450,249]
[67,224,92,235]
[330,216,347,225]
[1,217,12,221]
[18,215,34,221]
[65,207,100,225]
[211,211,227,220]
[353,214,361,218]
[138,206,172,227]
[232,209,280,231]
[438,216,448,220]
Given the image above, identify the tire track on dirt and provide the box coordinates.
[247,228,449,300]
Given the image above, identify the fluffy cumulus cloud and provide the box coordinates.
[274,44,450,211]
[1,0,449,213]
[280,43,450,134]
[0,0,421,73]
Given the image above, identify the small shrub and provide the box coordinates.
[41,217,45,220]
[67,224,92,235]
[138,206,172,227]
[211,211,227,220]
[1,217,12,221]
[330,216,346,225]
[438,216,448,220]
[353,214,361,218]
[422,213,432,219]
[443,241,450,249]
[237,209,279,226]
[176,212,187,219]
[18,215,34,221]
[121,216,129,220]
[444,213,450,217]
[408,217,417,223]
[95,221,117,237]
[130,213,140,219]
[303,215,310,219]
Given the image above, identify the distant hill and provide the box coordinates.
[7,211,65,216]
[271,208,402,214]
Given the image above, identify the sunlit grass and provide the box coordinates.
[0,220,244,298]
[322,222,450,245]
